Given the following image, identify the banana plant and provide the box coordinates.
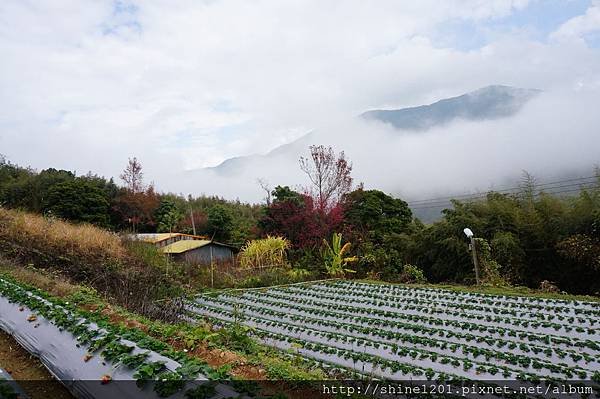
[321,233,357,277]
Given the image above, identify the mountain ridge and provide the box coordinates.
[361,85,540,130]
[200,85,539,175]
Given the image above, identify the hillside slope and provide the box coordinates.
[361,85,540,130]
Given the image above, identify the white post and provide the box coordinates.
[464,228,480,285]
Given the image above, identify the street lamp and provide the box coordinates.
[464,228,481,285]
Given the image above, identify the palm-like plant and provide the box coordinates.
[322,232,357,277]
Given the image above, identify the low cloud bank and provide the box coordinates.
[167,88,600,204]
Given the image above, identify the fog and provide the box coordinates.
[2,1,600,204]
[166,88,600,204]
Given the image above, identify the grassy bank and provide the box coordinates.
[0,207,187,319]
[0,261,326,387]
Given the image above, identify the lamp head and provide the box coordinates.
[463,228,474,238]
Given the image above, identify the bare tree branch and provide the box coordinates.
[299,145,353,210]
[257,178,272,205]
[120,157,144,193]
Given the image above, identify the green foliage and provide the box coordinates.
[2,155,600,296]
[67,286,102,306]
[133,361,167,386]
[490,231,526,282]
[0,158,123,228]
[557,234,600,271]
[340,189,414,280]
[214,306,258,354]
[124,240,174,272]
[154,371,185,397]
[101,341,134,362]
[473,238,505,286]
[184,382,217,399]
[0,157,262,240]
[155,199,183,233]
[406,177,600,294]
[43,179,111,227]
[120,352,150,368]
[321,233,357,277]
[206,204,234,241]
[4,168,74,211]
[343,188,412,243]
[225,268,316,289]
[271,185,303,205]
[179,326,219,350]
[398,264,427,284]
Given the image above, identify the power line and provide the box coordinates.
[409,180,599,208]
[408,175,598,204]
[410,184,598,210]
[410,187,594,210]
[407,175,598,206]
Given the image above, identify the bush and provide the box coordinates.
[474,238,506,286]
[398,264,427,284]
[239,236,290,269]
[539,280,560,293]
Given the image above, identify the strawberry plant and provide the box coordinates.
[190,280,600,385]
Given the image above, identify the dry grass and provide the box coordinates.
[0,207,184,319]
[0,257,78,298]
[239,236,290,269]
[0,207,125,260]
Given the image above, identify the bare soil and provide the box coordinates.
[0,329,74,399]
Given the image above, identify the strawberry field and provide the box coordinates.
[0,276,240,399]
[189,281,600,383]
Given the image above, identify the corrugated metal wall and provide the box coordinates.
[174,244,233,265]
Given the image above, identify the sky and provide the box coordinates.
[1,0,600,201]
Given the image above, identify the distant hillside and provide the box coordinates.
[180,85,550,207]
[361,85,540,130]
[204,132,315,177]
[203,85,539,177]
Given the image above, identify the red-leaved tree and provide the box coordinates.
[113,157,159,232]
[259,189,344,249]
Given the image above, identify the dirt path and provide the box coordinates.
[0,329,73,399]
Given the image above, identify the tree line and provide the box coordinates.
[0,155,261,243]
[1,151,599,295]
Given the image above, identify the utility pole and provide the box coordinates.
[470,236,481,285]
[189,205,196,235]
[464,228,481,285]
[210,245,214,288]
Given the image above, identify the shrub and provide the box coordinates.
[239,236,290,269]
[398,264,427,284]
[474,238,506,286]
[321,233,357,277]
[539,280,559,293]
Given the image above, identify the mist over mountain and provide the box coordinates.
[204,85,538,177]
[361,85,540,130]
[176,85,598,217]
[204,133,315,177]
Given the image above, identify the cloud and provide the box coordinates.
[550,0,600,42]
[0,0,598,202]
[175,87,600,205]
